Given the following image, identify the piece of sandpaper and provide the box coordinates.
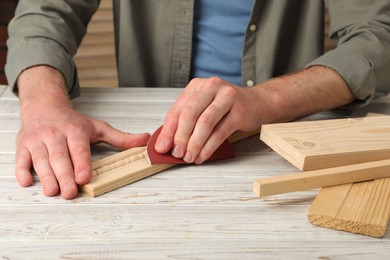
[146,125,235,165]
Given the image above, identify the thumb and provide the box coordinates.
[94,121,151,150]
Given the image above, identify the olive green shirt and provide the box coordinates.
[6,0,390,105]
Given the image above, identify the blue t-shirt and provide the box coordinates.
[191,0,253,86]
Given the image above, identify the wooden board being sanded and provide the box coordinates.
[81,129,259,197]
[260,116,390,171]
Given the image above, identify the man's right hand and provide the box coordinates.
[16,66,150,199]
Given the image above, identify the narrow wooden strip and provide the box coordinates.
[308,178,390,237]
[253,159,390,198]
[82,157,174,197]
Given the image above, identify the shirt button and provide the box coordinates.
[246,80,255,87]
[249,24,257,32]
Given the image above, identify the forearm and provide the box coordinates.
[256,65,356,124]
[6,0,100,97]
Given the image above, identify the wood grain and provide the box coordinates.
[307,113,390,237]
[260,116,390,171]
[2,87,390,258]
[81,146,174,196]
[308,178,390,237]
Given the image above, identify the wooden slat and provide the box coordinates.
[308,178,390,237]
[260,116,390,171]
[81,146,174,197]
[253,159,390,198]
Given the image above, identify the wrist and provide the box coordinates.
[253,66,355,123]
[17,66,72,112]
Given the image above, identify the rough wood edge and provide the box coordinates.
[308,177,390,238]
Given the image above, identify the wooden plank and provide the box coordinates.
[81,146,174,196]
[308,178,390,237]
[253,159,390,198]
[260,116,390,171]
[81,130,258,197]
[308,113,390,238]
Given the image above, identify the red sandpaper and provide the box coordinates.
[146,125,235,165]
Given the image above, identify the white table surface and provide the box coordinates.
[1,84,389,259]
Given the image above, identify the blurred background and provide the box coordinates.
[0,0,335,88]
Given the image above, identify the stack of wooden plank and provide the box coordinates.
[74,0,118,88]
[254,115,390,237]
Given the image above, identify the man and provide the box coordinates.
[6,0,390,199]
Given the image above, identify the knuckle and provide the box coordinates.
[220,86,238,99]
[207,76,223,86]
[71,145,90,157]
[181,105,197,119]
[67,122,85,134]
[49,150,69,163]
[32,154,47,166]
[198,113,214,129]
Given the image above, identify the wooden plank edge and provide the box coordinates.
[307,213,387,238]
[260,126,305,170]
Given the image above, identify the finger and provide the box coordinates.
[67,131,92,185]
[15,146,33,187]
[194,116,235,164]
[45,137,78,200]
[29,142,60,197]
[155,78,207,154]
[184,98,232,163]
[95,121,150,149]
[172,91,216,159]
[155,91,189,154]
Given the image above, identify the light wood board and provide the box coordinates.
[260,116,390,171]
[308,178,390,237]
[81,130,257,197]
[81,146,174,197]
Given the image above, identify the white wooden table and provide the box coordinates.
[1,84,389,259]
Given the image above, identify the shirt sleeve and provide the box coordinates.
[5,0,99,98]
[306,0,390,105]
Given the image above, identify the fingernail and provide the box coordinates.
[45,180,57,195]
[77,170,89,182]
[171,145,182,158]
[183,152,193,163]
[155,140,167,152]
[195,156,203,164]
[63,183,75,194]
[18,174,28,185]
